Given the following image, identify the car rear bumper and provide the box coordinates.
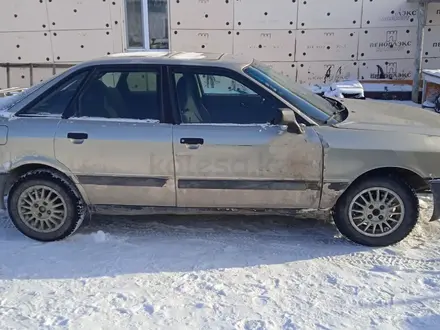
[429,179,440,222]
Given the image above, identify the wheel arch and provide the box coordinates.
[330,166,427,209]
[6,162,90,205]
[349,166,427,191]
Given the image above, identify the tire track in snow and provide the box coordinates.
[330,253,440,273]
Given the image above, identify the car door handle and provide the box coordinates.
[180,138,204,145]
[180,137,204,150]
[67,132,88,144]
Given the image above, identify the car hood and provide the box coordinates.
[335,99,440,135]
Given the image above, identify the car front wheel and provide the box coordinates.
[333,175,419,247]
[8,170,85,242]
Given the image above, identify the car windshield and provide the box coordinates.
[243,60,340,124]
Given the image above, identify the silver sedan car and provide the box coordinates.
[0,51,439,247]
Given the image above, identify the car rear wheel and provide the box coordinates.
[333,175,419,246]
[8,171,85,242]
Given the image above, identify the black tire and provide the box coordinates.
[7,170,86,242]
[333,175,419,247]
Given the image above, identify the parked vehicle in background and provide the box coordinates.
[0,51,439,247]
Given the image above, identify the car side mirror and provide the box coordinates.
[279,108,304,134]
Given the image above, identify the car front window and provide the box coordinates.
[243,60,339,125]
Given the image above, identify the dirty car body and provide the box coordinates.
[0,51,439,247]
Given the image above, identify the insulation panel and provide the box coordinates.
[170,0,233,30]
[297,0,362,29]
[359,59,413,80]
[296,61,359,85]
[0,32,53,63]
[358,28,416,60]
[362,0,418,28]
[233,30,296,61]
[171,30,233,53]
[51,30,114,62]
[296,29,358,61]
[234,0,298,30]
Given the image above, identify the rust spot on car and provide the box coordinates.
[327,182,349,192]
[319,182,349,209]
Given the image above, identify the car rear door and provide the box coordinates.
[6,70,90,178]
[54,65,176,208]
[168,65,323,209]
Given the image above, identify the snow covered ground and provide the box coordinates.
[0,195,440,330]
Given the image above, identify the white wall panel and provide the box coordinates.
[297,61,358,85]
[46,0,112,30]
[55,66,74,75]
[297,0,362,29]
[427,4,440,26]
[362,0,418,28]
[32,67,55,85]
[51,30,114,63]
[359,59,413,80]
[0,0,49,32]
[110,0,125,53]
[262,62,297,80]
[358,28,416,60]
[423,58,440,70]
[0,67,7,90]
[423,26,440,58]
[233,30,296,61]
[0,0,433,86]
[170,0,233,30]
[171,30,233,53]
[296,29,358,61]
[9,67,31,88]
[234,0,298,30]
[0,32,53,63]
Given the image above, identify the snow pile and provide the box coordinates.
[172,52,206,60]
[90,230,109,243]
[324,87,344,99]
[0,197,439,329]
[423,69,440,78]
[310,80,365,99]
[108,51,168,58]
[331,80,364,98]
[361,82,412,92]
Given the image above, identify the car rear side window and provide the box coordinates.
[18,71,89,117]
[101,72,157,92]
[126,72,157,92]
[75,69,161,121]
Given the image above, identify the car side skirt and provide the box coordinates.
[90,204,332,218]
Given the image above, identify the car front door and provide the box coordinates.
[169,66,323,209]
[54,65,176,208]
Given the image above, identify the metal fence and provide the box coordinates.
[0,63,75,95]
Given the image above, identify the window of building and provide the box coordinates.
[125,0,169,50]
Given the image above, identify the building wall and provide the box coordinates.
[0,0,125,89]
[1,0,440,89]
[169,0,440,85]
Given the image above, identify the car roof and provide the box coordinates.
[76,51,254,70]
